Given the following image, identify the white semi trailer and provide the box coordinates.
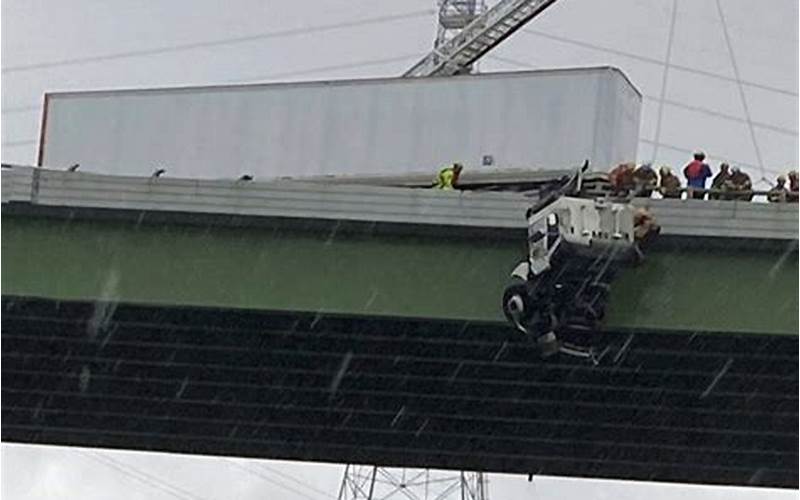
[37,66,640,180]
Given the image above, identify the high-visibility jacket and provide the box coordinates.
[434,166,457,189]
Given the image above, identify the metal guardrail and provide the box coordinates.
[582,183,796,202]
[0,165,530,230]
[677,186,786,198]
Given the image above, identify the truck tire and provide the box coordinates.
[502,281,533,328]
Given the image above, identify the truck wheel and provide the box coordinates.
[502,282,533,329]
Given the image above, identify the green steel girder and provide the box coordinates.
[2,215,797,335]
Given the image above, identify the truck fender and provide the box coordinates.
[510,262,530,281]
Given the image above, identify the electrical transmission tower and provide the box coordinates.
[434,0,487,52]
[431,0,486,75]
[337,465,487,500]
[405,0,559,77]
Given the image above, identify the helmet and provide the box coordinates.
[778,175,787,183]
[659,165,671,175]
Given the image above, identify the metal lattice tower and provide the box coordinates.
[337,465,488,500]
[433,0,486,74]
[405,0,560,77]
[435,1,487,52]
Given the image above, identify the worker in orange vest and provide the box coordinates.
[608,162,636,195]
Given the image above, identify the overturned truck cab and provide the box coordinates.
[502,167,660,360]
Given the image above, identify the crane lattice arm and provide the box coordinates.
[404,0,560,78]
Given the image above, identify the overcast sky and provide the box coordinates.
[1,1,798,498]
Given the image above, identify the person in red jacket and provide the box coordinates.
[683,151,712,200]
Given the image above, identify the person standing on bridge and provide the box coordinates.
[658,166,682,199]
[608,162,636,196]
[787,170,798,202]
[726,166,753,201]
[633,207,660,248]
[767,175,789,203]
[632,162,658,197]
[433,162,464,190]
[709,162,731,200]
[683,151,712,200]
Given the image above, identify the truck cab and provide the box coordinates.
[502,164,659,359]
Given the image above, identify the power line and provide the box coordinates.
[520,28,798,98]
[229,53,424,83]
[0,53,423,133]
[715,0,765,178]
[1,54,423,118]
[650,0,679,163]
[226,460,327,500]
[1,9,435,74]
[644,97,797,136]
[667,3,800,46]
[90,452,213,500]
[77,450,212,500]
[253,462,337,499]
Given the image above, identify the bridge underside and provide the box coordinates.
[2,296,797,488]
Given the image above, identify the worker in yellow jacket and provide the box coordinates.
[433,163,464,190]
